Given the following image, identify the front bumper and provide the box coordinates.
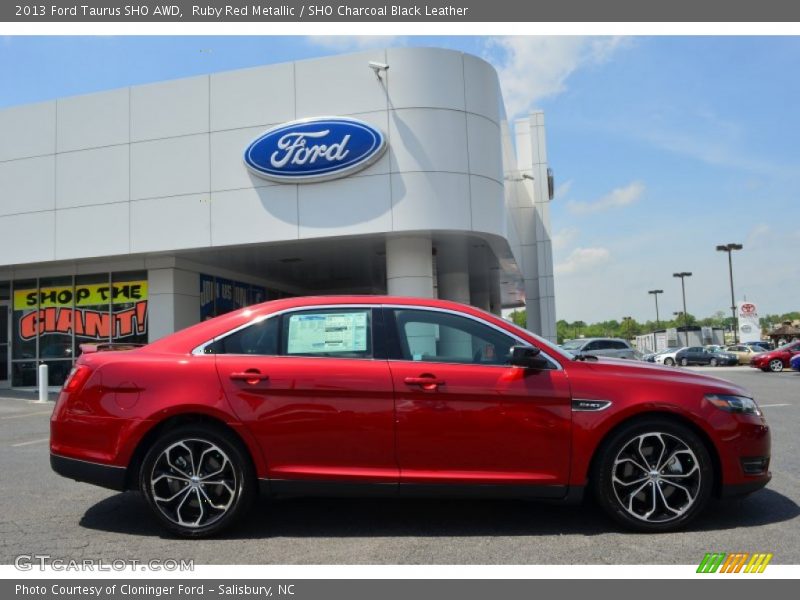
[720,474,771,498]
[50,453,127,491]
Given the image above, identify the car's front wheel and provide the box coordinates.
[710,358,718,367]
[680,358,689,367]
[592,418,713,532]
[664,358,675,366]
[769,359,784,372]
[139,423,256,537]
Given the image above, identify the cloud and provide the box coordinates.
[486,37,628,118]
[306,36,404,51]
[746,223,771,248]
[551,227,579,251]
[555,247,611,275]
[553,179,573,201]
[567,181,645,215]
[595,107,789,177]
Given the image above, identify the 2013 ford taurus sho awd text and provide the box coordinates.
[50,296,771,537]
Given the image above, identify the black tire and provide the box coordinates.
[680,358,689,367]
[769,359,784,373]
[710,358,718,367]
[139,423,256,538]
[591,417,714,532]
[664,358,675,366]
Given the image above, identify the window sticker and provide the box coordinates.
[287,312,368,354]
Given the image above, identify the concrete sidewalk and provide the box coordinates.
[0,388,57,402]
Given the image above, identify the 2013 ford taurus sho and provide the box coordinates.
[50,296,771,537]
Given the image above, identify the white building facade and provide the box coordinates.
[0,47,556,388]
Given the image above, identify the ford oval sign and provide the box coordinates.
[244,117,387,183]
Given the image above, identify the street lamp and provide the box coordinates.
[673,272,692,346]
[716,243,743,343]
[648,289,664,329]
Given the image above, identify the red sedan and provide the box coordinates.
[750,340,800,372]
[51,296,771,536]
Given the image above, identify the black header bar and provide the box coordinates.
[4,0,800,22]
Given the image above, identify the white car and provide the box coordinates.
[655,347,686,367]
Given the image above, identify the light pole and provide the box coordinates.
[716,243,743,343]
[673,272,692,346]
[648,289,663,329]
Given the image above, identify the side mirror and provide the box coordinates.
[509,345,551,370]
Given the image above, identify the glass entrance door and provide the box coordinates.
[0,302,9,388]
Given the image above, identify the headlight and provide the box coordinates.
[706,394,761,416]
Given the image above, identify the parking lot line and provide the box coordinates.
[10,437,49,448]
[760,403,791,408]
[0,411,52,420]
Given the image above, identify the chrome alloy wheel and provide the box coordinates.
[769,359,784,372]
[611,432,701,523]
[149,439,237,529]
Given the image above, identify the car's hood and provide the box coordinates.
[570,356,750,396]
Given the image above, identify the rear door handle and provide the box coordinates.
[229,369,269,384]
[404,376,445,390]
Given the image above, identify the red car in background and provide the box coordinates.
[51,296,771,537]
[750,340,800,372]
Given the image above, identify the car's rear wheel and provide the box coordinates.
[710,358,718,367]
[139,424,255,538]
[769,359,784,373]
[680,358,689,366]
[664,358,675,366]
[592,418,713,532]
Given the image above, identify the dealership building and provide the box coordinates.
[0,47,556,388]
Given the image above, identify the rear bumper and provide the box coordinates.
[50,453,127,491]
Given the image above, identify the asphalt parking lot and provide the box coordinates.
[0,366,797,565]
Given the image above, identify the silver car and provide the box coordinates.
[561,337,640,359]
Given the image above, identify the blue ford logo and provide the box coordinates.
[244,117,387,183]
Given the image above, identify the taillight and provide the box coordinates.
[62,364,92,394]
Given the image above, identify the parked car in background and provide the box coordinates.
[50,295,771,536]
[750,340,800,372]
[790,354,800,372]
[560,337,640,360]
[675,347,738,367]
[725,344,761,365]
[655,347,686,367]
[745,341,774,352]
[643,348,673,363]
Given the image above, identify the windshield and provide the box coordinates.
[560,340,584,352]
[777,341,800,352]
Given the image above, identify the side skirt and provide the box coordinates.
[260,479,580,501]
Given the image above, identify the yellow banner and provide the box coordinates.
[13,281,148,310]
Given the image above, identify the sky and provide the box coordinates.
[1,35,798,323]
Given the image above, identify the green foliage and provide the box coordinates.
[508,309,527,328]
[516,308,796,344]
[760,312,800,330]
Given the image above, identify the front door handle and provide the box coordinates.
[229,369,269,385]
[404,376,445,391]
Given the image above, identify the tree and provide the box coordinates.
[508,309,526,328]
